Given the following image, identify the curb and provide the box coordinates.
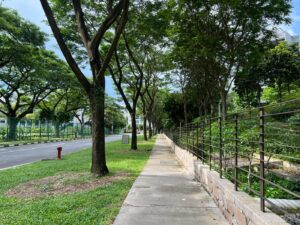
[0,137,90,149]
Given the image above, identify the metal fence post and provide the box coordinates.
[196,122,199,157]
[29,120,32,140]
[180,122,182,138]
[192,123,195,154]
[18,122,21,141]
[234,114,238,191]
[202,121,205,161]
[39,120,42,139]
[219,116,223,178]
[259,107,265,212]
[186,123,188,150]
[209,118,212,170]
[23,122,26,139]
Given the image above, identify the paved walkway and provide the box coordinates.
[113,135,229,225]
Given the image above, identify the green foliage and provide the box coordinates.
[105,96,126,131]
[236,169,300,199]
[0,6,74,125]
[237,41,300,106]
[163,92,199,127]
[167,0,292,117]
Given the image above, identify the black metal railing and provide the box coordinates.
[165,99,300,224]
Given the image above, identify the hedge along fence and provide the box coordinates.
[165,98,300,224]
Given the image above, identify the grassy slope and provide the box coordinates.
[0,136,156,225]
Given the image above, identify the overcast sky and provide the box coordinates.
[1,0,300,98]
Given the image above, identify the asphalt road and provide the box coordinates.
[0,135,122,169]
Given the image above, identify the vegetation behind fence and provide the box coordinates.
[165,99,300,224]
[0,117,95,143]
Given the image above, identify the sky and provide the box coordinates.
[0,0,118,98]
[1,0,300,98]
[280,0,300,35]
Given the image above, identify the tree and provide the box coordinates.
[235,41,300,105]
[234,66,263,107]
[169,0,291,120]
[261,42,300,101]
[105,96,126,134]
[110,0,169,148]
[0,6,46,69]
[40,0,129,175]
[0,6,54,140]
[140,51,166,140]
[163,92,198,127]
[109,41,143,149]
[0,46,68,140]
[39,79,88,138]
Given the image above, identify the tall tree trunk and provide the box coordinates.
[90,86,108,176]
[54,122,60,138]
[204,104,208,119]
[211,103,216,117]
[184,101,188,125]
[148,119,152,138]
[131,112,138,150]
[80,123,84,137]
[143,116,148,141]
[153,123,156,135]
[220,90,227,121]
[7,117,19,140]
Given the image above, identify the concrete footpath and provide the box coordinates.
[113,135,228,225]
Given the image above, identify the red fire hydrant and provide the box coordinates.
[57,146,62,160]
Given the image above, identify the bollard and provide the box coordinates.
[57,146,62,160]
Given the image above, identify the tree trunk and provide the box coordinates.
[90,86,108,176]
[131,112,138,150]
[80,123,84,137]
[204,105,208,118]
[220,90,227,121]
[148,119,152,138]
[153,123,156,135]
[211,103,216,117]
[184,101,188,125]
[278,83,282,102]
[7,117,19,140]
[54,122,60,138]
[143,116,148,141]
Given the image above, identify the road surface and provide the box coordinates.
[0,135,122,169]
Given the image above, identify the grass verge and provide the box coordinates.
[0,136,156,225]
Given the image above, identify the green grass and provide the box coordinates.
[0,136,156,225]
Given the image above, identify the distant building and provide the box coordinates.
[275,28,300,45]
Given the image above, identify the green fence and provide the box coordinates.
[0,117,92,143]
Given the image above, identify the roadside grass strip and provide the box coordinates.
[0,136,156,225]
